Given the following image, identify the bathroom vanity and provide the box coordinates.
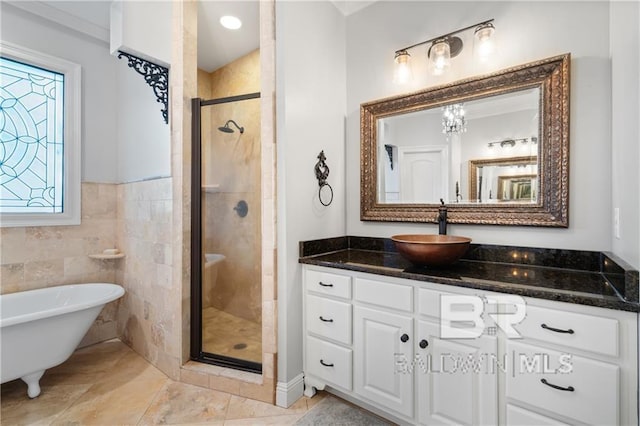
[299,237,639,425]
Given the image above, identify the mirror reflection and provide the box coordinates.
[377,88,539,204]
[361,53,569,226]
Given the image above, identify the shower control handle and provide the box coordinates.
[318,282,333,287]
[319,316,334,323]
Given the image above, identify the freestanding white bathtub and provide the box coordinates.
[0,283,125,398]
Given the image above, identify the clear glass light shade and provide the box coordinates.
[473,23,496,62]
[393,51,412,84]
[428,40,451,76]
[442,103,467,134]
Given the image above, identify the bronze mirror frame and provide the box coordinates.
[468,156,538,202]
[360,53,569,227]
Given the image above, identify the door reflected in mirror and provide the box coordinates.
[377,88,539,204]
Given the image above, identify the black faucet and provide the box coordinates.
[438,198,447,235]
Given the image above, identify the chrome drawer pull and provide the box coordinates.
[541,378,574,392]
[541,323,575,334]
[319,316,334,322]
[320,359,334,367]
[318,281,333,287]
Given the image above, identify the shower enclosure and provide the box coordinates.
[191,92,262,373]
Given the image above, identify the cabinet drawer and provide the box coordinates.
[517,304,619,357]
[506,341,619,425]
[418,287,463,318]
[306,336,352,391]
[305,269,352,300]
[354,278,413,312]
[506,404,570,426]
[306,295,352,345]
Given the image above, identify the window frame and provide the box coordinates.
[0,41,81,227]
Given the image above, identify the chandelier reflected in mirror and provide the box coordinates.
[442,103,466,134]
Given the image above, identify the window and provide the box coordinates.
[0,41,81,227]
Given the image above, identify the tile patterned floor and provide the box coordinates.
[202,307,262,364]
[1,339,393,425]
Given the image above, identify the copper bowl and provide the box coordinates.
[391,234,472,267]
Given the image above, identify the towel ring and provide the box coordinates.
[319,183,333,206]
[314,150,333,206]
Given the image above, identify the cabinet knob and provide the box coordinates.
[419,339,429,349]
[400,333,409,343]
[318,281,333,287]
[319,316,334,322]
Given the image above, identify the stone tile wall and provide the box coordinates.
[115,177,181,379]
[0,183,120,347]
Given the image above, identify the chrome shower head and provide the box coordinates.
[218,120,244,134]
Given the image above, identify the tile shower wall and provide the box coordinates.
[115,177,182,379]
[0,183,119,347]
[199,49,262,324]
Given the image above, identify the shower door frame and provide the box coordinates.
[191,92,262,374]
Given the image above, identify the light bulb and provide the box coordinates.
[429,39,451,76]
[393,51,412,84]
[474,23,495,62]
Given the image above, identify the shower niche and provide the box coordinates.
[191,44,263,373]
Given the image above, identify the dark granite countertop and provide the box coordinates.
[299,237,640,313]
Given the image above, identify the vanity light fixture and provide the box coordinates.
[393,51,412,84]
[487,136,538,148]
[473,22,496,62]
[393,18,496,83]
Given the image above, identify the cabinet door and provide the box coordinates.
[354,306,413,418]
[417,320,498,426]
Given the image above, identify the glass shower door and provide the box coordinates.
[191,93,262,373]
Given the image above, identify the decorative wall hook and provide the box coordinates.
[117,51,169,124]
[314,150,333,206]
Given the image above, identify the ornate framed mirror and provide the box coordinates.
[360,54,569,226]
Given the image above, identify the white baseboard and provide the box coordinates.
[275,373,304,408]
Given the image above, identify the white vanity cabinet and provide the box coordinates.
[504,298,638,425]
[352,276,415,417]
[303,268,353,394]
[354,305,414,417]
[302,265,638,426]
[417,319,498,425]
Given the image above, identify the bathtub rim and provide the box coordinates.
[0,283,124,328]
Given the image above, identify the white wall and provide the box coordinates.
[1,3,118,183]
[345,1,614,251]
[115,58,171,183]
[610,0,640,269]
[276,0,347,386]
[1,2,170,185]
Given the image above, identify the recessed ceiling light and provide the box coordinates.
[220,15,242,30]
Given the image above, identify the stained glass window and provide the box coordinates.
[0,57,64,213]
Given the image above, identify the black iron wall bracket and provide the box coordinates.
[117,51,169,124]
